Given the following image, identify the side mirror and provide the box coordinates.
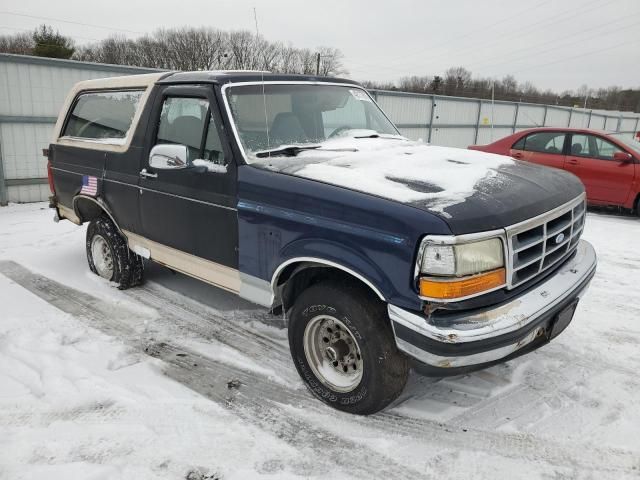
[149,144,190,170]
[613,151,633,163]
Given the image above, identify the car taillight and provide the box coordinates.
[47,160,55,194]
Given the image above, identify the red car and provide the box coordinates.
[470,128,640,214]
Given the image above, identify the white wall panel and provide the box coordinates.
[7,184,50,203]
[620,117,638,132]
[396,127,429,142]
[1,123,53,179]
[569,110,589,128]
[516,105,545,127]
[604,116,619,131]
[430,127,476,148]
[479,102,516,126]
[476,127,513,145]
[0,61,139,117]
[589,115,606,130]
[544,107,571,126]
[376,94,431,125]
[432,99,478,125]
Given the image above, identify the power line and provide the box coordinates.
[416,0,619,69]
[374,0,556,68]
[464,12,640,71]
[509,37,640,75]
[345,0,619,75]
[469,17,640,74]
[0,25,104,43]
[0,10,145,35]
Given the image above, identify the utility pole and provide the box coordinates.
[583,91,590,127]
[217,52,229,68]
[491,80,495,142]
[316,52,321,76]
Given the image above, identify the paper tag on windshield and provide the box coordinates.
[350,89,372,102]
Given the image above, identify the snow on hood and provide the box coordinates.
[251,137,514,215]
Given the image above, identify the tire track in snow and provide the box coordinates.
[125,281,299,383]
[0,261,421,480]
[2,260,639,476]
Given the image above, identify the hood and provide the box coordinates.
[251,137,584,235]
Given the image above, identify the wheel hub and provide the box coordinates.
[303,315,363,393]
[325,338,349,362]
[91,235,114,280]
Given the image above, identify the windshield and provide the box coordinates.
[225,83,399,161]
[608,133,640,153]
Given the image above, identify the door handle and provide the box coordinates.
[566,159,579,165]
[140,168,158,179]
[512,152,523,159]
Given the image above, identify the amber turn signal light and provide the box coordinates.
[419,268,506,300]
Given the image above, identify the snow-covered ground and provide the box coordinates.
[1,202,639,479]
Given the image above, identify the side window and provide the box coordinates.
[512,136,526,150]
[569,134,593,157]
[202,115,226,165]
[155,97,226,166]
[63,90,143,140]
[593,136,624,160]
[519,132,566,154]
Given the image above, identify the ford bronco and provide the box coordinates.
[47,71,597,414]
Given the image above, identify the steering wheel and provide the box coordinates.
[328,125,353,138]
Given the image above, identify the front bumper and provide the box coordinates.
[389,239,597,370]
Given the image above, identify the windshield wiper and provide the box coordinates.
[255,145,322,158]
[354,133,405,140]
[255,145,359,158]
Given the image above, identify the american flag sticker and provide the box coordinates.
[80,175,98,196]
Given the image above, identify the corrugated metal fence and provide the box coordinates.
[0,54,158,205]
[1,52,639,205]
[370,89,640,147]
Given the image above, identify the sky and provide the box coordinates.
[0,0,638,93]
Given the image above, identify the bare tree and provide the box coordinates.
[0,31,34,55]
[317,46,347,76]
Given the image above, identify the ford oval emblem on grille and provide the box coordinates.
[555,233,565,244]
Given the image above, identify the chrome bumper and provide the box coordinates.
[389,240,597,369]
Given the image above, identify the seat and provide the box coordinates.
[270,112,307,145]
[571,143,583,155]
[158,115,203,161]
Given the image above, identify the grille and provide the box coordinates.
[507,196,586,288]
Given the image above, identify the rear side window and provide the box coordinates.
[63,90,144,141]
[515,131,566,154]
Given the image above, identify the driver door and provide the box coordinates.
[137,85,238,278]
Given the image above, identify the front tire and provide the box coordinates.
[86,216,144,289]
[288,281,409,415]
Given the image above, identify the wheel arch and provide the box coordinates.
[272,257,386,313]
[72,195,123,233]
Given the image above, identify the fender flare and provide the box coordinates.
[72,195,124,234]
[271,256,387,303]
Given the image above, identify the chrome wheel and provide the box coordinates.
[91,234,114,280]
[303,315,363,393]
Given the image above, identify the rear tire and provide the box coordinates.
[86,216,144,289]
[288,280,409,415]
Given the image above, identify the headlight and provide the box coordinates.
[421,238,504,276]
[417,237,506,300]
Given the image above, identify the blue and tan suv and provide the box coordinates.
[47,71,597,414]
